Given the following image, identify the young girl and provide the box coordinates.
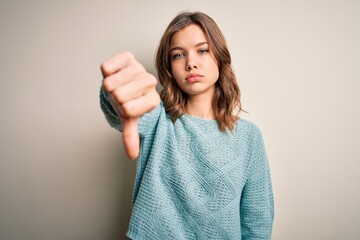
[100,11,274,240]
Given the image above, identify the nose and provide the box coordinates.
[186,52,198,71]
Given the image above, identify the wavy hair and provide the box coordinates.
[155,11,242,132]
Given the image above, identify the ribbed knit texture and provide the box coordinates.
[100,88,274,240]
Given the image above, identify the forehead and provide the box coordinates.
[170,24,207,47]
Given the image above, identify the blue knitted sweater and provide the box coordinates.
[100,88,274,239]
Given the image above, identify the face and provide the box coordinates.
[169,24,219,100]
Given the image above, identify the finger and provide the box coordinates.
[121,90,160,118]
[121,116,140,160]
[102,61,146,93]
[111,73,157,105]
[100,51,134,78]
[108,94,124,117]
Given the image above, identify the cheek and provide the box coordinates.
[208,60,219,79]
[171,62,182,80]
[215,66,220,78]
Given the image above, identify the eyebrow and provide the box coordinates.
[169,41,208,52]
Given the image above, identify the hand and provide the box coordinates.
[101,52,160,160]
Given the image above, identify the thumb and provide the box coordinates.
[121,116,140,160]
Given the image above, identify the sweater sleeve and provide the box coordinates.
[240,126,274,240]
[99,86,161,137]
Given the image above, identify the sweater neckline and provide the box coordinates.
[183,113,218,123]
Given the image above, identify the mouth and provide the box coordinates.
[185,74,203,83]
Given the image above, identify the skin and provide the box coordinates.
[101,52,160,160]
[101,24,219,160]
[170,24,219,119]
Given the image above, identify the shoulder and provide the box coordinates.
[137,101,168,136]
[234,118,267,154]
[236,118,263,138]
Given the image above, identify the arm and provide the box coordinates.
[240,127,274,239]
[100,86,123,132]
[100,85,162,135]
[100,52,160,160]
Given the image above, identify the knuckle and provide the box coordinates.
[143,73,157,89]
[148,74,157,86]
[102,78,112,92]
[146,92,160,111]
[134,62,145,72]
[121,102,135,118]
[113,88,126,104]
[155,92,161,103]
[123,51,135,61]
[152,92,161,107]
[100,62,112,77]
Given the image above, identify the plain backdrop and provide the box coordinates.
[1,0,359,239]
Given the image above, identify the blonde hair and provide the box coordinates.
[156,11,242,131]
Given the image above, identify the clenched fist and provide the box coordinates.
[101,52,160,160]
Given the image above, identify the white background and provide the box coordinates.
[1,0,359,239]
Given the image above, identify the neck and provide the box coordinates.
[186,95,215,120]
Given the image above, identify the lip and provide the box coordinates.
[185,73,203,83]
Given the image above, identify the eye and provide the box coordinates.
[198,49,209,55]
[171,52,185,60]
